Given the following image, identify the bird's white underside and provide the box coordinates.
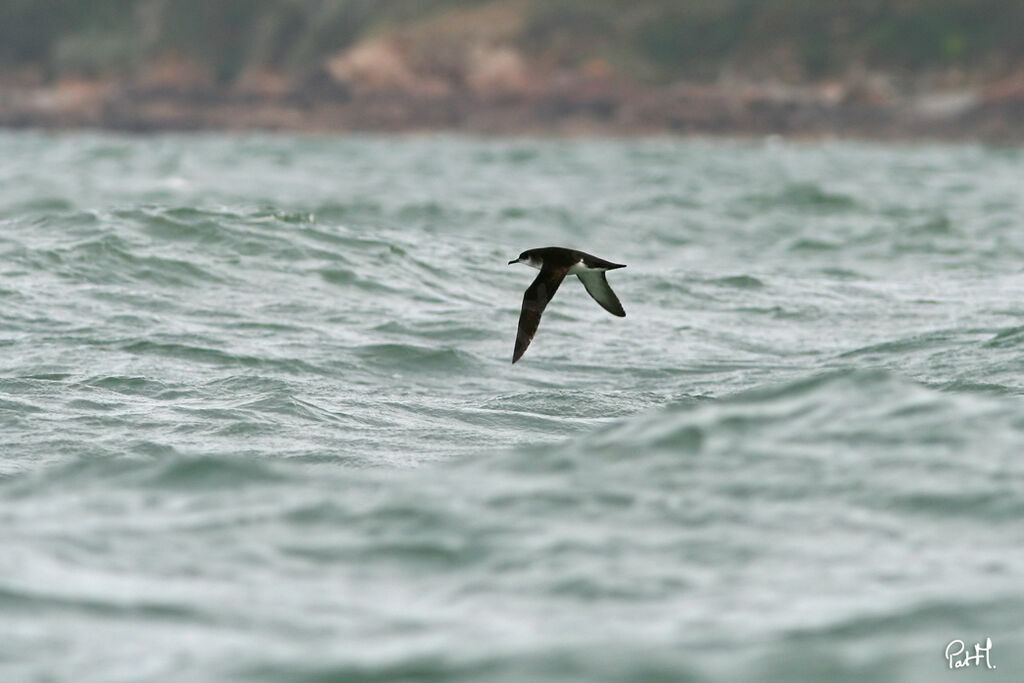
[521,257,604,274]
[568,261,604,274]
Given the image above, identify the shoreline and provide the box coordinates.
[2,76,1022,142]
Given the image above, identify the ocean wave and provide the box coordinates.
[499,369,1024,473]
[350,343,484,374]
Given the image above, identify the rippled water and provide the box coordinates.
[1,132,1023,681]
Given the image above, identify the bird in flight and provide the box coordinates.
[508,246,626,363]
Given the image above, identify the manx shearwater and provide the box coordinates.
[507,247,627,363]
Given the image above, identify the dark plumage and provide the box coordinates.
[507,247,626,363]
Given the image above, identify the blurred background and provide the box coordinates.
[1,0,1023,137]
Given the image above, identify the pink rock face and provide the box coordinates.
[984,70,1024,104]
[136,55,215,92]
[466,45,531,99]
[325,40,450,97]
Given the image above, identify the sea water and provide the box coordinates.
[1,132,1022,681]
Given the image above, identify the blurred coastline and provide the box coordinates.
[2,0,1023,139]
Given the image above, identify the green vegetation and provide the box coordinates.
[2,0,1022,83]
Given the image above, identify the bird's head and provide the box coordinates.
[508,249,542,270]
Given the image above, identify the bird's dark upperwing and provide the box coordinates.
[513,265,569,363]
[577,271,626,317]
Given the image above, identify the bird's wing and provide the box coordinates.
[576,271,626,317]
[514,265,569,363]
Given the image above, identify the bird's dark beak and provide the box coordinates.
[508,259,518,265]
